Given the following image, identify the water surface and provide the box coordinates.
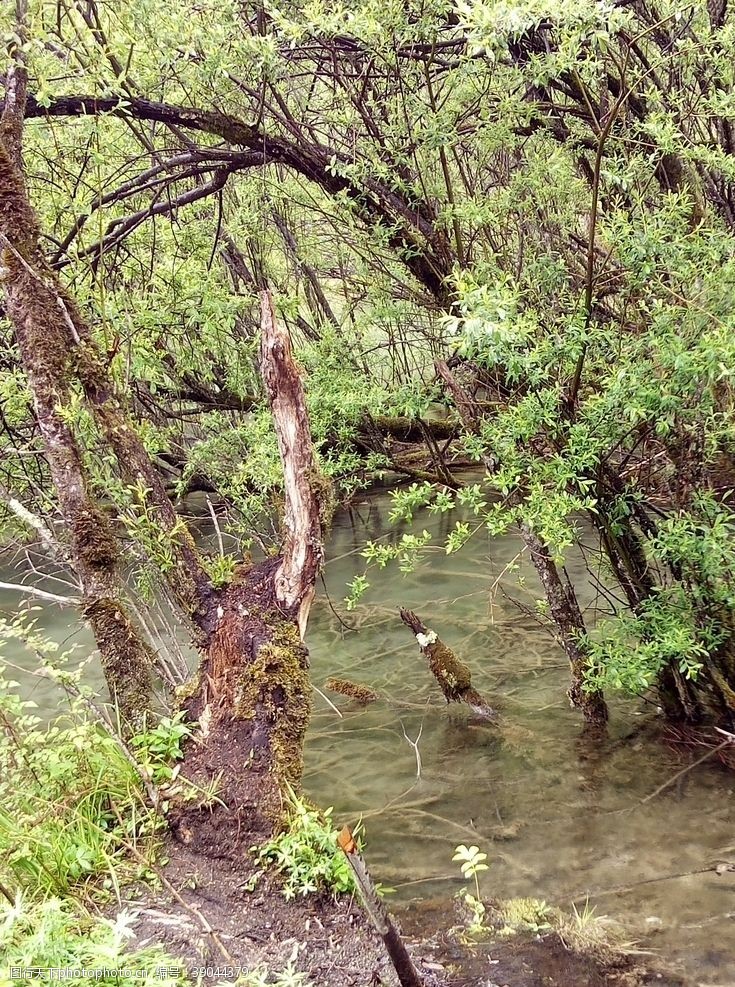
[304,495,735,984]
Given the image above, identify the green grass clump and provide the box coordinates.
[0,675,160,897]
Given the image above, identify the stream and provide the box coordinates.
[1,492,734,984]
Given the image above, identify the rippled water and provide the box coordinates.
[2,494,734,983]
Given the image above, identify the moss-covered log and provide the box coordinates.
[399,608,497,719]
[325,678,379,704]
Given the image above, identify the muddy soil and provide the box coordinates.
[121,828,693,987]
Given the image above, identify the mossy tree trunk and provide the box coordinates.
[178,293,323,840]
[0,54,154,729]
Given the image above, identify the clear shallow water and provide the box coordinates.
[304,495,735,984]
[2,496,734,983]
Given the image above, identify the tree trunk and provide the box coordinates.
[176,292,324,843]
[0,61,154,729]
[519,525,607,724]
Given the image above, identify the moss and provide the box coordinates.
[425,640,473,700]
[324,677,378,704]
[83,597,153,731]
[72,507,119,572]
[309,467,336,530]
[496,897,555,932]
[233,617,311,790]
[175,669,201,706]
[709,664,735,712]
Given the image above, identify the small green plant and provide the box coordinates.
[452,843,489,934]
[253,788,356,900]
[130,712,192,783]
[205,554,238,589]
[0,894,185,986]
[497,897,553,935]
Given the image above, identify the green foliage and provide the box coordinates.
[0,896,185,987]
[587,496,735,695]
[0,672,158,897]
[130,713,192,784]
[204,554,239,589]
[0,620,167,898]
[253,790,357,900]
[3,0,735,723]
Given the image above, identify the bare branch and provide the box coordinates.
[0,579,80,606]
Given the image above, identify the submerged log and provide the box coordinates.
[399,608,496,719]
[324,677,379,704]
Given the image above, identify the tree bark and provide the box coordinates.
[177,292,323,841]
[0,59,154,728]
[399,608,496,719]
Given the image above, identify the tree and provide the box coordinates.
[1,10,326,842]
[2,0,734,764]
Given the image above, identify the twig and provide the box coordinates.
[0,579,80,606]
[573,864,721,902]
[206,496,225,558]
[0,879,15,904]
[0,486,62,558]
[313,685,343,718]
[400,719,423,779]
[640,738,732,804]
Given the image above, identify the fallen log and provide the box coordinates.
[399,608,497,719]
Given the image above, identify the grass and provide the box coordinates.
[490,896,632,960]
[0,686,162,898]
[0,657,184,983]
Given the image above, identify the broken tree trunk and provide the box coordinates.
[399,609,496,719]
[178,291,325,840]
[0,50,154,729]
[435,359,608,725]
